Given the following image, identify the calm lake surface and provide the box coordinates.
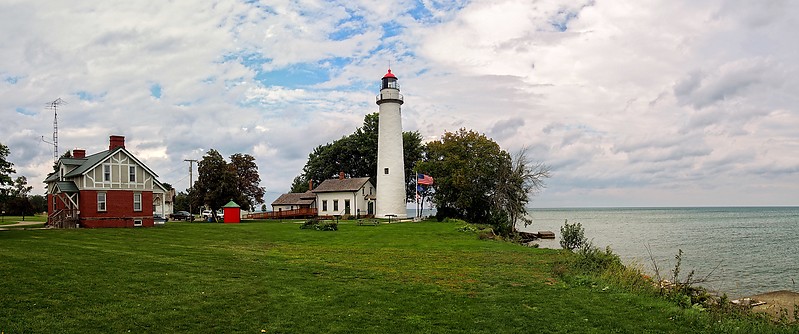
[517,207,799,298]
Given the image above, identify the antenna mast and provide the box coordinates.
[42,98,66,163]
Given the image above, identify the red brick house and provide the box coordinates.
[44,135,168,228]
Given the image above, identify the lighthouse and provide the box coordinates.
[375,69,407,219]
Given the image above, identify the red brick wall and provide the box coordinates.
[78,190,154,228]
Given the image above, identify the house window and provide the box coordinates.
[333,200,339,212]
[133,192,142,211]
[322,200,328,211]
[134,219,142,227]
[103,164,111,182]
[97,192,107,212]
[384,168,389,174]
[129,166,136,182]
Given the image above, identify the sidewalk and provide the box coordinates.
[0,220,47,231]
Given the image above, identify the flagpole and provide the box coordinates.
[415,170,419,218]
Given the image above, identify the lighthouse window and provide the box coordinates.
[384,168,389,175]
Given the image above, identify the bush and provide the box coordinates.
[559,220,587,251]
[318,221,338,231]
[300,218,338,231]
[300,218,319,229]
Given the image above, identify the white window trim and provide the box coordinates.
[134,219,142,227]
[133,192,142,212]
[97,192,107,212]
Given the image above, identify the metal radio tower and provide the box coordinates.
[42,98,66,163]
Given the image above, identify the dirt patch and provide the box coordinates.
[748,290,799,321]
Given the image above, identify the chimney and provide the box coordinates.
[308,180,313,191]
[339,171,345,180]
[72,149,86,158]
[109,135,125,150]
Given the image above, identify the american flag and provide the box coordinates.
[417,173,434,185]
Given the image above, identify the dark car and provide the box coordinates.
[170,211,194,221]
[154,213,168,225]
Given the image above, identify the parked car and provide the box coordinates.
[153,213,168,225]
[170,211,193,221]
[202,210,224,221]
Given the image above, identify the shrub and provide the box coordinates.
[559,220,587,251]
[299,218,337,231]
[300,218,319,229]
[318,221,338,231]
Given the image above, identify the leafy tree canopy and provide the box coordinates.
[291,113,423,202]
[192,150,265,214]
[417,128,549,235]
[0,143,15,198]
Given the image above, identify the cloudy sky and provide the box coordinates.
[2,0,797,208]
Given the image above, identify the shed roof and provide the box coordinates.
[311,177,371,193]
[272,192,315,206]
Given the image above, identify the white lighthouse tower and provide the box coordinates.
[375,69,407,219]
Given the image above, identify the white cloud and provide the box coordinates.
[1,0,797,207]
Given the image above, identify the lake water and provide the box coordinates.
[516,207,799,298]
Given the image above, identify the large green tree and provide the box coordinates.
[417,129,549,234]
[192,149,238,220]
[0,143,14,200]
[230,153,265,211]
[291,113,424,202]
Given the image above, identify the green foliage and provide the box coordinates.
[193,150,264,212]
[418,129,548,235]
[229,153,265,210]
[0,142,15,202]
[193,149,239,213]
[559,220,588,251]
[290,113,424,201]
[300,218,338,231]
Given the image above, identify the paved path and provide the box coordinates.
[0,220,46,230]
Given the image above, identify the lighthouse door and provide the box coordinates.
[368,202,374,215]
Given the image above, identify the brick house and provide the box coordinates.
[44,135,168,228]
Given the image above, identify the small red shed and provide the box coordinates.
[223,200,241,224]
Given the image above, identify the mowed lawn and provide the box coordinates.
[0,221,780,333]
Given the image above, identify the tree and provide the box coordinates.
[0,143,14,200]
[29,195,47,214]
[229,153,265,211]
[174,191,190,212]
[193,149,238,221]
[7,176,35,219]
[417,129,549,235]
[290,113,424,201]
[418,129,510,224]
[492,148,550,233]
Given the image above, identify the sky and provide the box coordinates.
[1,0,798,208]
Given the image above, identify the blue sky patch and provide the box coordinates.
[150,83,162,99]
[256,63,330,87]
[550,9,579,32]
[5,76,21,84]
[75,90,105,101]
[15,107,35,116]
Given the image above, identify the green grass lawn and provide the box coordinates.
[0,214,47,225]
[0,220,793,333]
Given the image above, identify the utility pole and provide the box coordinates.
[184,159,198,215]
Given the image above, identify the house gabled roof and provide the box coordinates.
[62,147,158,178]
[272,191,316,206]
[311,177,371,193]
[55,181,79,193]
